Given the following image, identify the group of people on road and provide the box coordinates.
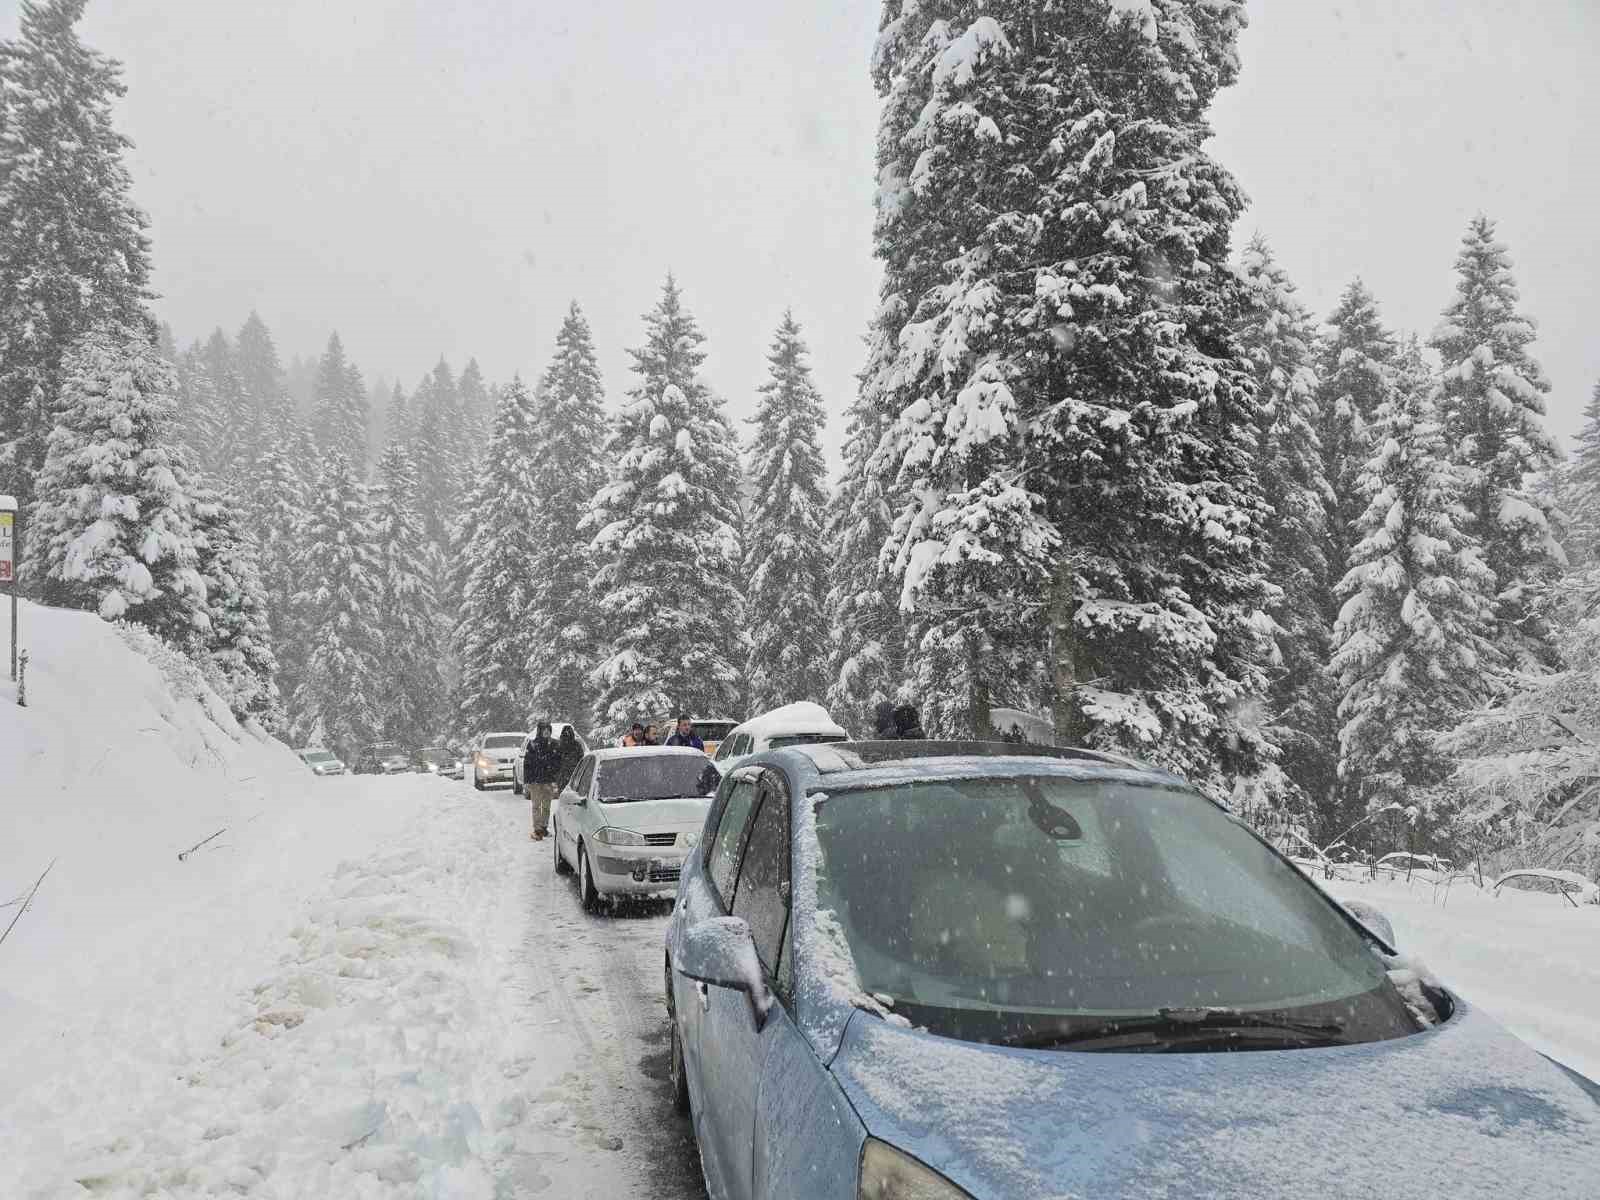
[523,723,583,842]
[873,700,927,740]
[620,715,704,750]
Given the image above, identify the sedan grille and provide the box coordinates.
[648,867,682,884]
[643,832,678,847]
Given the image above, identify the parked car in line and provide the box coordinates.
[553,746,721,912]
[511,723,589,792]
[472,731,525,790]
[434,750,465,780]
[664,741,1600,1200]
[353,742,412,775]
[412,746,454,775]
[295,747,346,776]
[652,716,740,757]
[710,700,848,771]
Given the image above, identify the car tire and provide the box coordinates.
[578,844,601,913]
[553,820,572,875]
[666,959,690,1115]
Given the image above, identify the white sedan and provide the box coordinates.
[552,746,721,911]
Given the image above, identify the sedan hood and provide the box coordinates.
[592,796,710,832]
[829,999,1600,1200]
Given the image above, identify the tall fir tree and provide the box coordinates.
[384,382,413,450]
[1565,380,1600,567]
[458,358,492,458]
[233,311,293,480]
[1317,280,1397,619]
[0,0,152,512]
[292,451,383,758]
[249,436,312,729]
[1235,236,1339,829]
[311,333,369,473]
[743,312,832,712]
[1330,342,1497,824]
[865,0,1272,787]
[825,386,906,735]
[453,377,544,737]
[412,358,461,550]
[1431,216,1564,671]
[587,278,746,735]
[173,339,229,476]
[372,442,443,745]
[197,329,246,475]
[192,481,281,728]
[24,325,210,647]
[525,303,608,731]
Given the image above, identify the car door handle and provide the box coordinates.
[695,981,709,1012]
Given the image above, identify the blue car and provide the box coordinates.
[664,742,1600,1200]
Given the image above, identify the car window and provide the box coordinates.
[707,777,760,906]
[768,733,848,750]
[595,755,720,802]
[731,777,790,973]
[569,757,593,794]
[713,733,741,762]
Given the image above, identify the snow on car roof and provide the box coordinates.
[732,701,848,740]
[788,740,1166,780]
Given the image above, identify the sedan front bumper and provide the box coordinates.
[592,847,689,893]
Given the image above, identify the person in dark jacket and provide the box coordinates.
[892,702,926,740]
[555,726,583,789]
[873,700,897,740]
[665,714,704,751]
[524,722,561,841]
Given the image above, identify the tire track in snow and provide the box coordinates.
[507,793,706,1199]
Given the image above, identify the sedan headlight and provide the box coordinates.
[859,1140,975,1200]
[593,827,647,847]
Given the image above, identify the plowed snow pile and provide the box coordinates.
[0,603,522,1197]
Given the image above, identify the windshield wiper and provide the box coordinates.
[997,1006,1349,1050]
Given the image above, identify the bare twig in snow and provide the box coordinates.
[0,859,57,950]
[177,828,228,862]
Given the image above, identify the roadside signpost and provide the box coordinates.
[1,494,16,682]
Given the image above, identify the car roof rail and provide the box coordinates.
[800,739,1150,772]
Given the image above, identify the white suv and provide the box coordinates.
[472,731,525,790]
[710,701,850,771]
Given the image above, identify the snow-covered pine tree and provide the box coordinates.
[1317,280,1397,614]
[233,311,294,480]
[198,329,246,474]
[291,450,384,759]
[458,358,492,457]
[384,383,413,450]
[1431,216,1565,671]
[411,358,462,550]
[192,481,281,728]
[865,0,1273,786]
[587,278,746,736]
[24,325,210,647]
[173,339,229,476]
[1235,235,1339,831]
[371,441,444,746]
[743,312,832,712]
[0,0,153,512]
[310,333,369,473]
[1565,380,1600,567]
[1330,341,1498,823]
[824,386,906,735]
[248,435,312,728]
[525,303,608,731]
[452,377,544,737]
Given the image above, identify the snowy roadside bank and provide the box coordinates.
[1326,873,1600,1080]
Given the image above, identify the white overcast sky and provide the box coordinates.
[14,1,1599,459]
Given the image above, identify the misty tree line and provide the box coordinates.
[3,0,1598,876]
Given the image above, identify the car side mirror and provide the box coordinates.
[1341,898,1396,949]
[678,917,772,1031]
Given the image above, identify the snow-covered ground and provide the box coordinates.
[1326,870,1600,1081]
[0,602,701,1198]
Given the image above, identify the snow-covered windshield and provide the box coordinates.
[694,721,738,741]
[483,735,522,750]
[596,756,721,803]
[416,747,449,762]
[303,751,336,763]
[813,776,1416,1046]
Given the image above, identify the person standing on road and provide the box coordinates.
[892,701,926,740]
[524,722,561,841]
[664,714,704,751]
[643,722,661,746]
[555,726,583,788]
[621,722,646,748]
[874,700,898,740]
